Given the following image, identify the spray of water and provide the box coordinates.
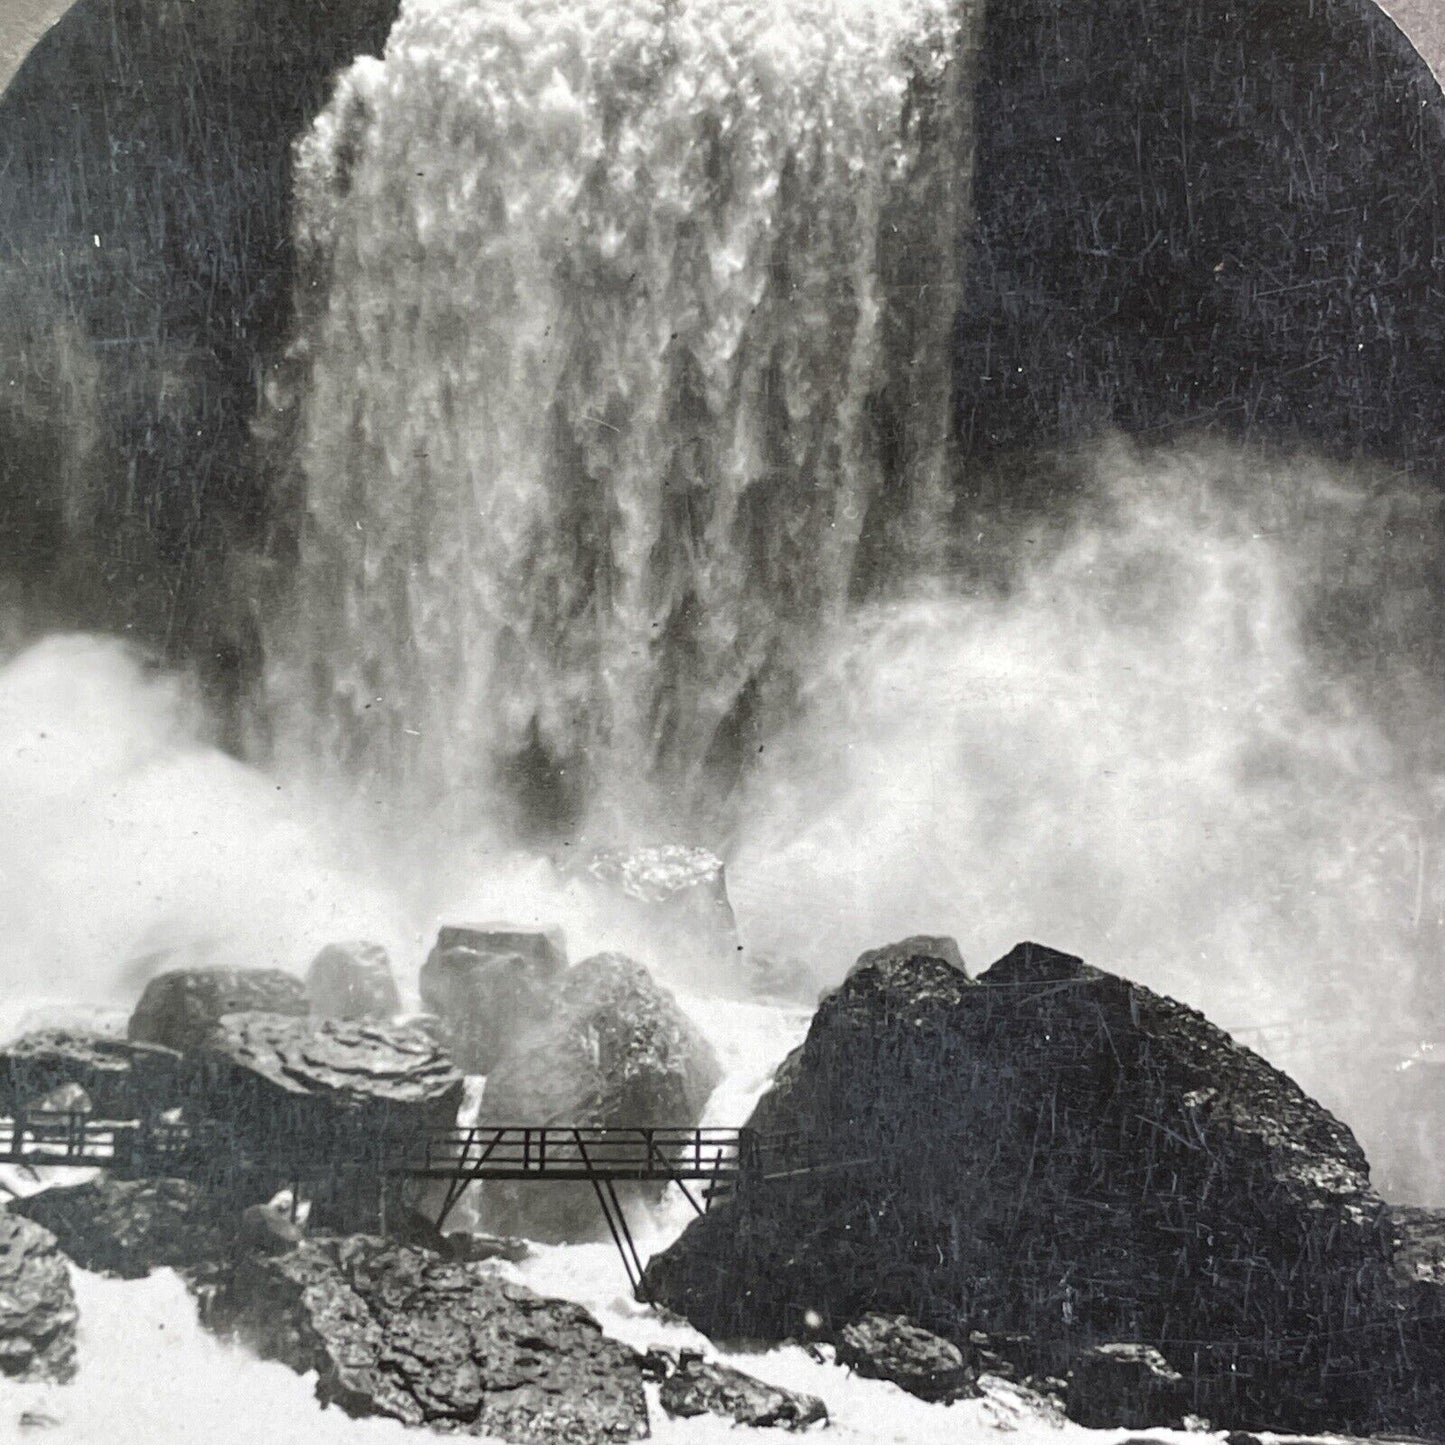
[730,436,1445,1195]
[0,634,410,1033]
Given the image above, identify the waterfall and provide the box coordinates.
[264,0,979,842]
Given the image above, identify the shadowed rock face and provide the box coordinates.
[479,952,722,1241]
[0,0,399,712]
[0,1212,76,1383]
[0,1028,182,1116]
[956,0,1445,523]
[13,1177,234,1280]
[214,1234,648,1441]
[643,941,1441,1435]
[127,967,307,1053]
[190,1012,463,1229]
[419,925,568,1073]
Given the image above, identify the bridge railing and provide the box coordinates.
[403,1125,756,1182]
[0,1113,768,1189]
[0,1110,136,1166]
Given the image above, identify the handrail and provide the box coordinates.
[0,1113,767,1185]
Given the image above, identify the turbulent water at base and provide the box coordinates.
[265,0,972,838]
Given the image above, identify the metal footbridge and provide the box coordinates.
[0,1113,768,1294]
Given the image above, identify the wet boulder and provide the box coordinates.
[644,940,1417,1434]
[1386,1206,1445,1431]
[191,1014,464,1225]
[847,934,966,980]
[13,1177,234,1280]
[213,1234,648,1441]
[835,1313,976,1402]
[0,1213,76,1383]
[574,846,741,992]
[305,941,401,1022]
[743,952,820,1004]
[655,1350,827,1430]
[479,952,722,1240]
[127,968,307,1053]
[0,1029,183,1117]
[419,924,567,1072]
[1065,1344,1187,1430]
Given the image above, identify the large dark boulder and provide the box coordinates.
[213,1234,647,1441]
[479,952,721,1240]
[0,0,401,712]
[190,1013,463,1225]
[419,924,567,1073]
[0,1212,76,1383]
[13,1177,233,1280]
[127,967,307,1053]
[643,940,1433,1434]
[0,1028,182,1116]
[572,846,742,992]
[305,941,401,1022]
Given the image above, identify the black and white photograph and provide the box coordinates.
[1,0,1444,1440]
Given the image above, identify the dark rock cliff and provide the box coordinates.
[0,0,399,719]
[956,0,1445,511]
[3,0,1444,716]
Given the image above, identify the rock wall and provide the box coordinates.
[4,0,1444,743]
[955,0,1445,520]
[0,0,399,719]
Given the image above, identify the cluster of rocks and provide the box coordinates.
[0,870,745,1437]
[1,1169,825,1439]
[644,938,1445,1437]
[6,918,1445,1441]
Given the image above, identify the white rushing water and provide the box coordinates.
[265,0,975,839]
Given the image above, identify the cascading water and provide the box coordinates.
[266,0,976,842]
[249,0,1445,1206]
